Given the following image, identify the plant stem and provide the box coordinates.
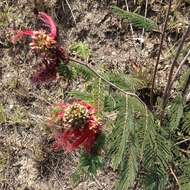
[160,24,190,124]
[169,166,180,188]
[174,137,190,146]
[141,0,148,37]
[69,57,148,109]
[169,49,190,90]
[62,0,76,25]
[183,72,190,103]
[150,0,172,106]
[182,72,190,99]
[125,0,134,35]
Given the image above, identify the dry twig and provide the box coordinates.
[161,24,190,124]
[169,167,180,188]
[150,0,172,106]
[62,0,76,25]
[169,49,190,89]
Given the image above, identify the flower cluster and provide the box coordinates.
[11,12,69,84]
[29,31,56,50]
[49,101,102,153]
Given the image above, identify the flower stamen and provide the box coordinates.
[30,31,56,50]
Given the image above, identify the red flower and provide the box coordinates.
[11,30,33,44]
[31,59,58,84]
[11,12,57,46]
[38,12,57,39]
[11,12,69,84]
[49,101,102,153]
[31,47,69,84]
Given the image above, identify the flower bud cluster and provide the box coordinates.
[64,104,88,128]
[49,101,102,153]
[30,31,56,50]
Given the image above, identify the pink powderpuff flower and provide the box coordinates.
[11,12,57,47]
[11,12,69,84]
[11,30,34,44]
[31,46,69,84]
[49,100,102,153]
[38,12,57,39]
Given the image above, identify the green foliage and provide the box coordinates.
[180,109,190,135]
[112,6,157,31]
[167,100,190,190]
[105,72,146,92]
[177,68,190,91]
[72,152,103,185]
[58,42,94,81]
[69,63,175,189]
[69,91,94,103]
[116,143,138,190]
[58,60,93,81]
[72,134,105,185]
[69,80,105,116]
[61,40,190,190]
[71,62,94,81]
[168,94,184,130]
[109,95,131,170]
[92,78,105,115]
[70,42,91,60]
[178,159,190,189]
[57,40,190,190]
[143,130,171,189]
[58,63,73,79]
[107,92,172,189]
[112,96,139,190]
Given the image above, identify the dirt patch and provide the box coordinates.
[1,0,189,189]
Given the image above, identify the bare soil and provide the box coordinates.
[0,0,190,189]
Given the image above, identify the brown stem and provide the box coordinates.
[141,0,149,37]
[169,49,190,90]
[150,0,172,106]
[169,166,180,188]
[182,73,190,98]
[125,0,134,35]
[160,24,190,124]
[69,57,148,109]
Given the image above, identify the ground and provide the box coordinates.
[0,0,190,190]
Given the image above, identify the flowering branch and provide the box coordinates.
[49,101,102,153]
[11,12,68,84]
[69,57,148,110]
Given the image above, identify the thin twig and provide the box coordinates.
[169,48,190,89]
[54,173,65,190]
[92,175,105,189]
[161,24,190,123]
[63,0,77,25]
[69,57,148,109]
[180,148,190,154]
[125,0,134,35]
[174,137,190,146]
[124,0,144,60]
[150,0,172,106]
[182,72,190,98]
[141,0,148,37]
[169,166,180,188]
